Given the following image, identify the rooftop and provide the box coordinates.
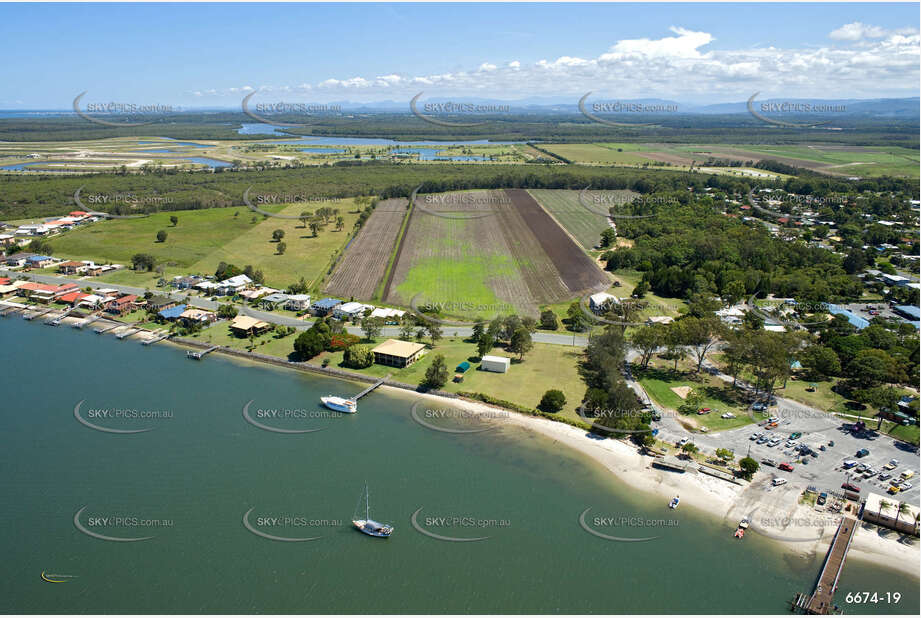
[372,338,425,358]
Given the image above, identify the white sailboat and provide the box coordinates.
[352,483,393,538]
[321,395,357,414]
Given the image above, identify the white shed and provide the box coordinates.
[481,355,511,373]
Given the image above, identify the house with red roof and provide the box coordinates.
[19,282,79,303]
[105,294,139,316]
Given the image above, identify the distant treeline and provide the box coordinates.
[0,112,917,148]
[1,162,916,220]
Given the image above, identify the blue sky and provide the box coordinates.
[1,2,918,108]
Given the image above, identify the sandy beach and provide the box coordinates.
[407,388,920,579]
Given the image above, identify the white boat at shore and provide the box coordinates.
[352,484,393,538]
[321,395,357,414]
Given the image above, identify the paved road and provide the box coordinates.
[1,269,589,346]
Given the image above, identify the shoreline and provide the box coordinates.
[6,309,920,580]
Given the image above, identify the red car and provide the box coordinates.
[841,482,860,492]
[778,463,794,472]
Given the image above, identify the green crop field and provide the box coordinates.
[540,143,654,165]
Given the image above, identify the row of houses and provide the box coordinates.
[7,211,96,238]
[308,297,406,323]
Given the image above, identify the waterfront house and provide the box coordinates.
[310,297,342,316]
[371,339,426,368]
[57,291,90,306]
[229,315,271,336]
[105,294,139,316]
[19,282,79,303]
[158,304,187,321]
[179,308,215,325]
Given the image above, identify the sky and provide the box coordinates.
[0,2,919,108]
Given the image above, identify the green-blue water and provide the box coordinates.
[1,319,917,613]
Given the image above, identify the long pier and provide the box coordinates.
[94,321,121,334]
[353,375,390,400]
[791,514,857,614]
[46,306,79,326]
[116,327,140,340]
[187,345,219,359]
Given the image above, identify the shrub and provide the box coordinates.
[343,344,374,369]
[539,389,567,413]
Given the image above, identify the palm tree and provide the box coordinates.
[894,502,912,533]
[877,499,892,523]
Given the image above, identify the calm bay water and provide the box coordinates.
[1,318,917,614]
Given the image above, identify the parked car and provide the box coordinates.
[750,433,761,441]
[888,484,901,494]
[721,412,736,419]
[828,440,835,447]
[878,472,892,481]
[856,448,870,458]
[678,438,689,446]
[900,482,913,491]
[752,402,767,412]
[757,436,769,444]
[697,408,711,415]
[842,460,857,469]
[762,458,777,467]
[817,492,828,505]
[900,471,914,480]
[883,460,898,470]
[855,463,868,473]
[772,478,788,487]
[790,432,802,440]
[810,451,819,458]
[779,462,794,472]
[841,482,860,492]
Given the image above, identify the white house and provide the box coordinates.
[481,355,511,373]
[216,274,252,295]
[370,307,406,323]
[284,294,311,311]
[589,292,620,314]
[334,301,372,320]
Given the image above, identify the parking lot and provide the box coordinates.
[655,398,920,504]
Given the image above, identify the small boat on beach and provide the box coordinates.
[734,517,750,539]
[352,483,393,538]
[669,495,680,509]
[321,395,357,414]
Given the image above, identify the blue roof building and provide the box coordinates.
[158,304,187,320]
[310,297,342,315]
[826,304,870,330]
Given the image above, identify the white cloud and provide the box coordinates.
[830,22,886,41]
[199,26,919,102]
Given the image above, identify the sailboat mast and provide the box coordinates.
[365,484,370,520]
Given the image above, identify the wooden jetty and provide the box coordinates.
[790,514,857,614]
[187,345,219,359]
[94,322,121,334]
[352,375,390,400]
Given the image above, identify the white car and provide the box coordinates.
[721,412,736,419]
[678,438,689,446]
[772,478,788,486]
[901,482,913,491]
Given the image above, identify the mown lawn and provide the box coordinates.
[309,336,588,424]
[633,360,754,433]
